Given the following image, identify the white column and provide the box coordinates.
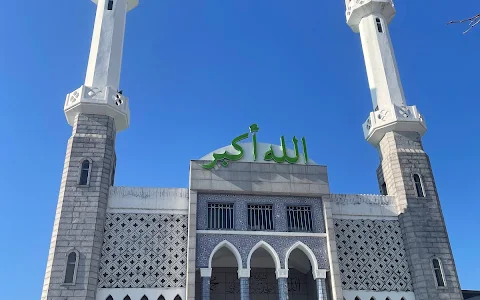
[85,0,129,91]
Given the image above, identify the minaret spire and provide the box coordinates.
[64,0,138,132]
[345,0,426,145]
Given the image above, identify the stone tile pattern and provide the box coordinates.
[190,160,330,196]
[316,278,328,300]
[98,213,188,288]
[42,114,116,300]
[376,131,463,300]
[201,276,210,300]
[197,193,325,233]
[334,219,413,292]
[278,277,288,300]
[196,234,328,270]
[240,277,249,300]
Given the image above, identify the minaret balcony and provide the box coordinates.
[64,85,130,132]
[346,0,396,32]
[362,104,427,146]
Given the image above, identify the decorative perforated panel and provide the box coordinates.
[98,213,188,288]
[333,219,413,292]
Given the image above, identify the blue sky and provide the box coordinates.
[1,0,479,298]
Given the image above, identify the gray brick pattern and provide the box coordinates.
[239,277,249,300]
[377,131,463,300]
[42,114,116,300]
[316,279,327,300]
[98,213,188,288]
[201,276,210,300]
[333,219,413,291]
[197,194,325,233]
[278,278,288,300]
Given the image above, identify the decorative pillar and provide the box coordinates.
[313,269,328,300]
[238,268,251,300]
[276,269,289,300]
[200,268,212,300]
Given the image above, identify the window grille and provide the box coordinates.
[287,206,313,232]
[433,258,446,287]
[207,203,234,230]
[248,204,274,231]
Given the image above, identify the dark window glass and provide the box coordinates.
[376,18,383,33]
[111,165,116,186]
[174,296,182,300]
[433,258,446,287]
[79,160,90,185]
[108,0,114,10]
[141,296,148,300]
[106,296,113,300]
[380,182,388,195]
[158,296,165,300]
[64,252,77,283]
[413,174,425,197]
[124,296,131,300]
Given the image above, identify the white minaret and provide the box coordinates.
[345,0,426,145]
[64,0,138,132]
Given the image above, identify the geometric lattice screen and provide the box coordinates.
[334,219,413,292]
[98,213,188,288]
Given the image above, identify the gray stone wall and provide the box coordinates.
[42,114,116,300]
[377,131,463,300]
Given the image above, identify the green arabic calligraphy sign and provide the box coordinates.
[202,124,309,169]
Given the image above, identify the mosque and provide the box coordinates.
[41,0,471,300]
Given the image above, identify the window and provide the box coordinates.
[110,165,116,186]
[174,296,182,300]
[248,204,274,231]
[106,297,113,300]
[208,203,234,230]
[141,296,148,300]
[79,160,91,186]
[432,258,446,287]
[287,206,313,232]
[376,18,383,33]
[380,182,388,195]
[64,251,78,284]
[108,0,114,10]
[413,174,425,197]
[158,296,165,300]
[124,296,131,300]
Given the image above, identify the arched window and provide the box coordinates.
[174,296,182,300]
[355,297,361,300]
[376,18,383,33]
[400,298,406,300]
[370,297,376,300]
[108,0,114,10]
[413,174,425,197]
[141,296,148,300]
[432,258,446,287]
[106,297,113,300]
[64,250,79,284]
[124,296,131,300]
[380,182,388,195]
[157,296,165,300]
[79,160,91,186]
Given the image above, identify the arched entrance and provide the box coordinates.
[287,248,317,299]
[248,243,280,300]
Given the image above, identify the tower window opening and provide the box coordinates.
[380,182,388,195]
[376,18,383,33]
[107,0,114,10]
[413,174,425,197]
[64,251,79,284]
[79,160,91,186]
[432,258,446,287]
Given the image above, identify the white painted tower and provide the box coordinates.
[345,0,426,145]
[42,1,138,299]
[64,0,138,132]
[345,1,464,299]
